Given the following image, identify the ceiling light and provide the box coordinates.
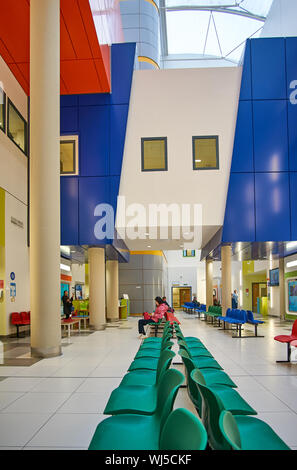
[287,260,297,268]
[60,263,71,272]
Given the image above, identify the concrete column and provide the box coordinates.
[30,0,61,357]
[221,245,232,316]
[106,260,120,323]
[205,259,213,307]
[279,257,286,320]
[89,247,106,330]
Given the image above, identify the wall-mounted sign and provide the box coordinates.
[288,280,297,312]
[10,282,16,301]
[10,272,15,281]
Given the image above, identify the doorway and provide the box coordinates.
[172,286,192,309]
[252,283,267,313]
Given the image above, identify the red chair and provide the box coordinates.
[274,320,297,363]
[20,311,30,325]
[11,312,23,337]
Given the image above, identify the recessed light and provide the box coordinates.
[147,245,151,248]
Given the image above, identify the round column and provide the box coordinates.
[30,0,61,357]
[205,258,213,308]
[279,257,285,320]
[221,245,232,316]
[89,247,106,330]
[106,260,120,323]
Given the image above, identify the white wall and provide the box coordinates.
[5,192,30,334]
[0,55,28,205]
[261,0,297,38]
[117,67,242,249]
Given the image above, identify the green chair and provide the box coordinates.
[139,332,172,350]
[178,340,212,358]
[191,369,257,450]
[180,350,237,417]
[219,410,290,451]
[142,324,172,344]
[88,369,184,450]
[105,362,183,416]
[179,342,223,370]
[159,408,208,450]
[120,350,175,387]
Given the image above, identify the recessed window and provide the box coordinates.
[0,87,5,133]
[7,99,27,155]
[141,137,168,172]
[192,136,219,170]
[60,136,79,175]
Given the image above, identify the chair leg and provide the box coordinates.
[277,342,292,363]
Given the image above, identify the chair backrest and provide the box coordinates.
[191,369,228,450]
[179,350,202,413]
[240,310,247,322]
[292,319,297,337]
[246,310,253,322]
[11,312,21,324]
[156,350,175,382]
[159,408,208,450]
[156,369,184,430]
[20,311,28,322]
[226,308,231,317]
[218,411,242,451]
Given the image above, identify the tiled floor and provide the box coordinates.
[0,313,296,450]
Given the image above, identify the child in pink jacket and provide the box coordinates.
[138,297,168,338]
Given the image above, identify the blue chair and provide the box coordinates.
[246,311,264,338]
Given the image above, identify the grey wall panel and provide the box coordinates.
[119,254,143,270]
[143,299,155,313]
[143,255,163,269]
[119,284,144,300]
[120,0,140,15]
[130,300,144,314]
[143,269,163,285]
[119,269,143,284]
[144,284,162,300]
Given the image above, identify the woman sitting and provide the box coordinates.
[138,296,168,339]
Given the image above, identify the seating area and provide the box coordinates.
[11,311,31,337]
[274,319,297,362]
[87,320,290,451]
[175,322,290,450]
[190,302,265,339]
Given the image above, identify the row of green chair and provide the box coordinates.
[89,322,208,450]
[174,322,290,451]
[205,306,222,323]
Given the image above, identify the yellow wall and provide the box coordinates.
[0,188,6,335]
[242,271,267,312]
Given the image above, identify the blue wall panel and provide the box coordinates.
[110,43,136,105]
[251,37,286,100]
[286,37,297,99]
[60,43,136,246]
[253,100,288,172]
[79,177,111,245]
[255,172,291,242]
[60,177,79,245]
[290,172,297,240]
[288,97,297,171]
[239,40,252,101]
[79,105,110,177]
[110,104,129,176]
[222,173,255,242]
[61,107,79,134]
[231,100,254,173]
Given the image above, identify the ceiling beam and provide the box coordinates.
[163,5,266,22]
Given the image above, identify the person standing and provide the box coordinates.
[232,290,239,309]
[62,291,73,319]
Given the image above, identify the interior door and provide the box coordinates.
[180,288,191,305]
[252,283,260,312]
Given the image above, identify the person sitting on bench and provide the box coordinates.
[138,297,168,339]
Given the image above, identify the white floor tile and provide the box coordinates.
[0,413,52,446]
[57,393,109,414]
[0,392,25,411]
[27,413,106,448]
[30,377,85,393]
[2,392,71,414]
[0,378,43,392]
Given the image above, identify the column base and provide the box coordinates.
[89,324,106,331]
[31,345,62,358]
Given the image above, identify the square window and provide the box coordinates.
[0,87,5,133]
[192,136,219,170]
[7,99,27,155]
[60,137,78,175]
[141,137,168,171]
